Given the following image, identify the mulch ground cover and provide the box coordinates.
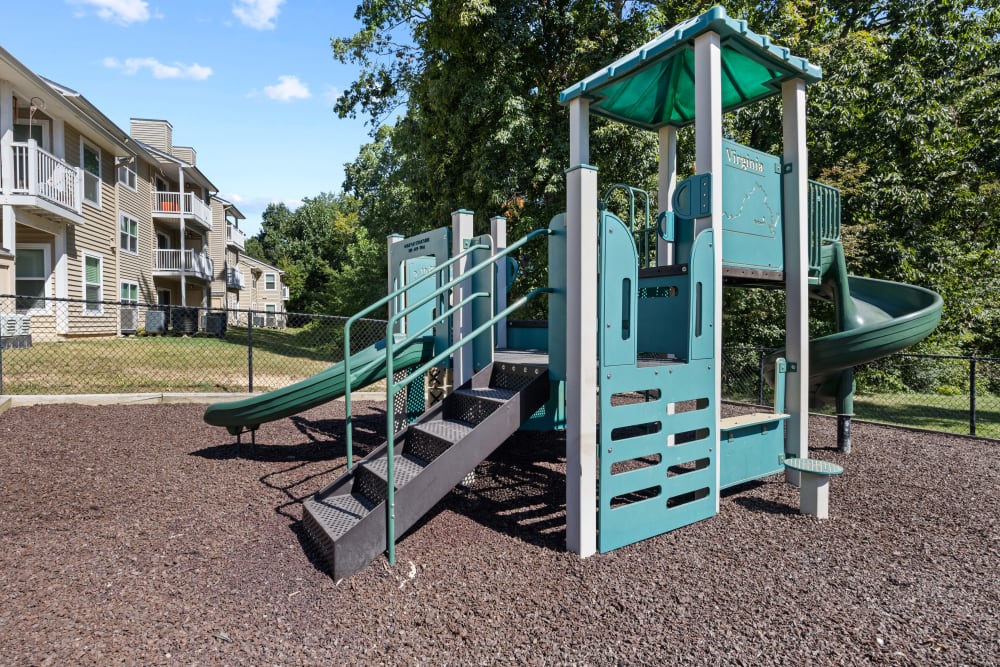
[0,400,996,666]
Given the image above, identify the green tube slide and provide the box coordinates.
[203,335,436,435]
[777,241,943,407]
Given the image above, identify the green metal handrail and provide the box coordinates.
[365,227,553,566]
[344,227,553,467]
[382,285,553,565]
[602,183,653,268]
[342,238,491,467]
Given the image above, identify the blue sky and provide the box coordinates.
[3,0,374,236]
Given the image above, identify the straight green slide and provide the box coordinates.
[203,335,436,435]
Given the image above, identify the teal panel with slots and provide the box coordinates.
[598,210,718,553]
[720,138,784,272]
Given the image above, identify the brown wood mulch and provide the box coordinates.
[0,401,996,666]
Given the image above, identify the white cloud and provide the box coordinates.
[103,57,213,80]
[262,75,310,102]
[322,85,342,106]
[232,0,285,30]
[69,0,150,24]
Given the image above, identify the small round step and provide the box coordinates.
[782,457,844,476]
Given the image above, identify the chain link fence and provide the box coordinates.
[722,347,1000,439]
[0,295,386,395]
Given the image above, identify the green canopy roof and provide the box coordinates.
[560,6,821,130]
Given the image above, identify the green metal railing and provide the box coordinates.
[808,180,841,274]
[342,237,492,467]
[379,227,553,565]
[602,183,654,268]
[340,226,554,566]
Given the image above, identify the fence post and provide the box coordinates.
[757,349,765,407]
[969,356,977,437]
[248,310,254,393]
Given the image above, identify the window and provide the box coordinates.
[264,272,276,290]
[120,281,138,304]
[83,253,103,314]
[15,244,50,313]
[81,140,101,206]
[120,215,138,254]
[265,304,276,314]
[14,121,48,150]
[117,163,137,191]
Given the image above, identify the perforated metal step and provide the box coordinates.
[450,387,517,424]
[356,454,427,503]
[303,492,375,540]
[409,419,474,462]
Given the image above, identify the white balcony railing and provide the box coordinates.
[282,285,289,300]
[9,141,83,214]
[226,268,246,289]
[152,191,213,229]
[155,249,214,281]
[226,224,246,250]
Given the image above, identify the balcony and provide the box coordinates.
[226,267,246,290]
[226,224,246,250]
[282,285,289,300]
[152,191,213,229]
[154,249,214,282]
[0,141,84,225]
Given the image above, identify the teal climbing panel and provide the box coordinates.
[598,210,718,552]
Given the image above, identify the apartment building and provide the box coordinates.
[0,46,286,340]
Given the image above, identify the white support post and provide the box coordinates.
[178,169,187,308]
[387,233,403,332]
[55,229,68,334]
[490,215,508,349]
[52,119,65,160]
[782,78,810,474]
[657,125,678,267]
[694,31,724,512]
[451,209,474,387]
[565,96,597,558]
[1,81,14,251]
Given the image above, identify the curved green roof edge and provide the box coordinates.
[559,5,822,128]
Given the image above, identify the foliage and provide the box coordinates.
[248,193,370,314]
[323,0,999,349]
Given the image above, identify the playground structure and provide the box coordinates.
[204,7,942,578]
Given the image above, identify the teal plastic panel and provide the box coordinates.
[598,212,718,553]
[637,275,690,360]
[599,211,638,368]
[688,230,715,360]
[721,139,784,272]
[719,417,787,489]
[388,227,451,355]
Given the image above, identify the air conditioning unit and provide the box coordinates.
[1,314,31,336]
[121,307,138,334]
[145,309,167,334]
[266,314,277,328]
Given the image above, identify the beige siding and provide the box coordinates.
[117,158,157,304]
[63,124,117,335]
[129,119,171,152]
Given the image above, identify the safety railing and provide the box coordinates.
[808,180,841,275]
[380,230,553,564]
[9,141,83,214]
[342,226,553,464]
[602,183,654,268]
[340,226,553,566]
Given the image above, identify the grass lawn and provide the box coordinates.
[0,328,342,394]
[724,388,998,439]
[847,392,999,439]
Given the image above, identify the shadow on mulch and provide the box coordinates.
[732,494,797,516]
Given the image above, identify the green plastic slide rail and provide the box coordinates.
[379,227,555,566]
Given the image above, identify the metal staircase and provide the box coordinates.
[302,360,550,580]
